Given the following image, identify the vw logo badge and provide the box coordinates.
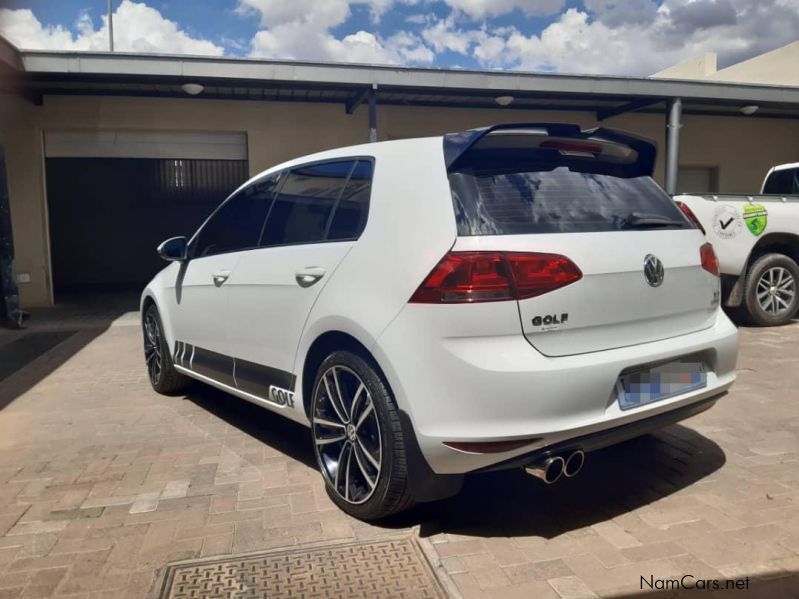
[643,254,664,287]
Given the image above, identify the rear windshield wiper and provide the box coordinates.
[619,212,685,229]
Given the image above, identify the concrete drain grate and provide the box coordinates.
[156,537,448,599]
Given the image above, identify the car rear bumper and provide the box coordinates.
[474,394,720,473]
[374,306,738,475]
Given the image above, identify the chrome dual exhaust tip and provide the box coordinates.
[524,455,565,484]
[563,450,584,478]
[524,450,585,484]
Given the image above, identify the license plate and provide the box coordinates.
[616,360,707,411]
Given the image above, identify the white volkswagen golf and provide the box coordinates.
[141,124,738,520]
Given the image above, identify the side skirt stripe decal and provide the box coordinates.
[191,346,235,387]
[173,341,296,407]
[235,357,296,397]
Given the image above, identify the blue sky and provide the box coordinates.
[0,0,797,76]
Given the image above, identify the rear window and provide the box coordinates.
[762,168,799,194]
[450,166,690,236]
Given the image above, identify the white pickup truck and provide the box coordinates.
[676,163,799,326]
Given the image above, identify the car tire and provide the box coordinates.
[142,304,191,395]
[743,253,799,326]
[310,350,414,520]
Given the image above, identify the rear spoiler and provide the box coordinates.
[443,123,657,177]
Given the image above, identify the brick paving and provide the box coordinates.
[0,307,797,598]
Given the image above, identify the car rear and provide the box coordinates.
[375,124,738,475]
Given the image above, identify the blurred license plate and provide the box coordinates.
[617,361,706,410]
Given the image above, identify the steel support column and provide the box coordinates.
[665,97,682,195]
[108,0,114,52]
[368,84,377,143]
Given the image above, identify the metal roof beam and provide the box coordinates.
[345,86,371,114]
[597,97,663,121]
[19,51,799,107]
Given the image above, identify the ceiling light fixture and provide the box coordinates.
[181,83,205,96]
[495,95,515,107]
[740,104,759,115]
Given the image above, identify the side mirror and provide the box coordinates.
[157,236,188,262]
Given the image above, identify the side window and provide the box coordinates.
[261,161,355,247]
[328,160,373,241]
[192,175,279,258]
[763,168,799,195]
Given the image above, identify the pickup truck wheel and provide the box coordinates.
[744,253,799,326]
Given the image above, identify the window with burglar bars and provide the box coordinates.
[153,159,249,203]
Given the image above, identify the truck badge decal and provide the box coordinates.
[711,205,741,239]
[742,204,767,237]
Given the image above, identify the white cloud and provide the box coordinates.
[242,0,433,65]
[443,0,565,19]
[421,15,482,54]
[438,0,799,76]
[0,1,223,55]
[250,24,432,64]
[0,9,76,51]
[2,0,797,76]
[236,0,394,27]
[405,13,433,25]
[236,0,351,29]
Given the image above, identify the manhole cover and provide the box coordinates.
[157,537,447,599]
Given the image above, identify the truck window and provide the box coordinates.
[763,168,799,194]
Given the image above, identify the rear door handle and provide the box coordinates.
[295,267,326,288]
[212,269,231,287]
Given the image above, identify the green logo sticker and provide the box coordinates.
[743,204,767,236]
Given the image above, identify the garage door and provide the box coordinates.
[44,131,248,299]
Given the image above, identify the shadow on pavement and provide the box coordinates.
[184,383,318,469]
[0,291,138,411]
[402,425,726,539]
[182,379,726,540]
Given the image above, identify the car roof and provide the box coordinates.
[236,135,444,193]
[770,162,799,172]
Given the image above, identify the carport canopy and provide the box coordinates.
[4,38,799,195]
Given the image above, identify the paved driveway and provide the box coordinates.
[0,308,797,598]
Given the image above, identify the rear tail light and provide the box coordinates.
[700,243,719,277]
[409,251,582,304]
[675,201,706,235]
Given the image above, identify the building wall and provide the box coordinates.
[2,93,798,307]
[652,42,799,86]
[0,95,51,307]
[651,52,718,80]
[708,42,799,86]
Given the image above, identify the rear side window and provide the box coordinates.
[450,167,689,236]
[763,168,799,194]
[261,161,354,247]
[327,160,372,241]
[192,176,279,257]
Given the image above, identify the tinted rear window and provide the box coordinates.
[261,161,354,247]
[450,167,689,235]
[327,160,372,241]
[762,168,799,194]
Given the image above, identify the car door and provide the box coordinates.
[227,159,373,403]
[171,178,276,386]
